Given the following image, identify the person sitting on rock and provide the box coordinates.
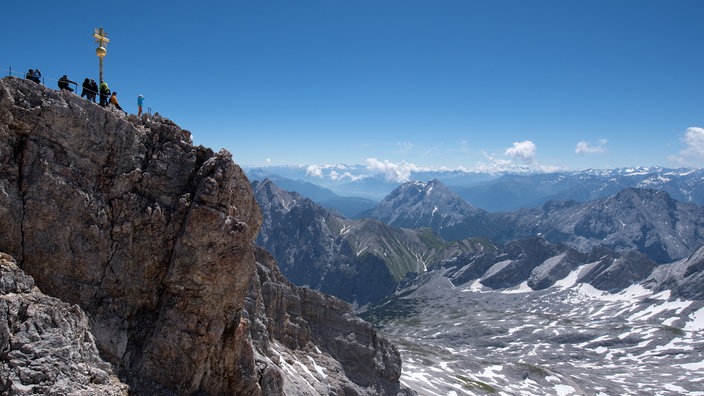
[109,91,125,112]
[26,70,36,83]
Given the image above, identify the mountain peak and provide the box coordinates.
[0,76,404,394]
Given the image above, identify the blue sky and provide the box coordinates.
[3,1,704,173]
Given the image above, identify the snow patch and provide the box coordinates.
[627,299,691,322]
[307,356,327,378]
[502,281,533,294]
[685,307,704,332]
[554,384,576,396]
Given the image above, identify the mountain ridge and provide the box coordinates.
[253,178,491,306]
[0,76,406,395]
[244,165,704,212]
[367,179,704,264]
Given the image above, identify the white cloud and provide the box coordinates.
[575,139,607,154]
[504,140,536,163]
[305,164,323,177]
[681,127,704,159]
[328,170,361,181]
[669,127,704,165]
[365,158,422,183]
[474,149,564,174]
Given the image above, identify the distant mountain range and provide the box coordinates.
[368,180,704,263]
[454,168,704,211]
[250,169,704,394]
[252,179,488,306]
[244,165,704,213]
[252,175,704,307]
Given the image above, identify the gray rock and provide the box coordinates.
[0,76,404,395]
[0,253,128,395]
[645,244,704,300]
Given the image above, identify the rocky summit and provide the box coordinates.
[0,76,406,395]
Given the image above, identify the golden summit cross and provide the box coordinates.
[93,27,109,83]
[93,27,110,47]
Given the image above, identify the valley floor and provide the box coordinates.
[368,267,704,396]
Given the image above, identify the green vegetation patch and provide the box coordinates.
[661,325,685,336]
[515,362,548,377]
[456,374,497,393]
[359,296,418,325]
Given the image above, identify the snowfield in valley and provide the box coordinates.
[367,265,704,395]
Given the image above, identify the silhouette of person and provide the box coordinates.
[33,69,41,83]
[89,79,98,102]
[81,78,92,99]
[58,75,76,92]
[137,95,144,116]
[25,69,41,84]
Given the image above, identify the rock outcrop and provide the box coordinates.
[0,253,128,395]
[244,248,403,395]
[645,243,704,300]
[0,76,404,394]
[436,236,657,292]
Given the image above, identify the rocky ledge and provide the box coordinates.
[0,76,406,395]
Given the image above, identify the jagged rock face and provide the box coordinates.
[254,179,392,305]
[0,253,129,395]
[499,188,704,263]
[245,248,403,395]
[646,244,704,300]
[437,237,657,292]
[0,77,261,393]
[0,77,404,395]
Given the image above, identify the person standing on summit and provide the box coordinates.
[99,81,110,106]
[137,95,144,116]
[89,79,98,102]
[81,78,92,100]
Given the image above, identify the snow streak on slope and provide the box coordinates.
[370,266,704,395]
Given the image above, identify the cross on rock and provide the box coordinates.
[93,27,110,48]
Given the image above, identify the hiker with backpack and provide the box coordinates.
[99,81,110,106]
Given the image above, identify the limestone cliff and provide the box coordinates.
[0,253,129,395]
[0,77,404,395]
